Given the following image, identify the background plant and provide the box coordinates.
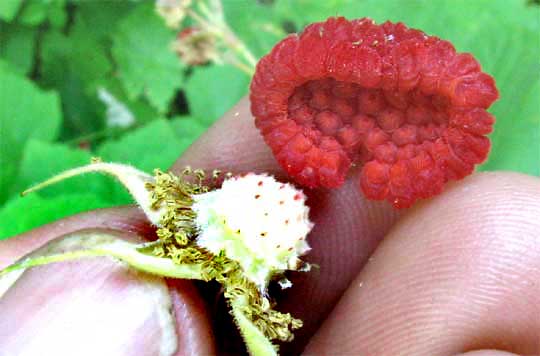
[0,0,538,239]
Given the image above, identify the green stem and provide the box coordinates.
[0,233,202,281]
[230,297,278,356]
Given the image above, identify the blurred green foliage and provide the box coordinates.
[0,0,539,239]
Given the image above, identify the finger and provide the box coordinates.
[0,229,215,356]
[305,172,540,355]
[173,97,400,352]
[167,279,216,355]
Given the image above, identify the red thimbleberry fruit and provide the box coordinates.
[250,17,499,208]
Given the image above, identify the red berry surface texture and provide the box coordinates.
[250,17,499,208]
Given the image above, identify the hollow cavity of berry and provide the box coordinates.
[250,17,499,208]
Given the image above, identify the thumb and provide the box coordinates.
[0,229,215,356]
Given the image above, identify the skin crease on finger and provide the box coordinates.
[305,172,540,356]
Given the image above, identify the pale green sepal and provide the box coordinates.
[0,231,203,293]
[230,296,278,356]
[21,162,165,226]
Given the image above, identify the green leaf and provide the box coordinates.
[18,0,47,25]
[222,1,284,58]
[0,0,23,22]
[12,140,112,200]
[170,115,207,143]
[47,0,67,28]
[0,62,62,204]
[480,77,540,175]
[0,194,113,239]
[67,20,114,87]
[76,0,135,41]
[17,0,66,27]
[274,0,350,30]
[97,119,191,203]
[185,64,249,124]
[97,119,188,172]
[112,1,184,113]
[41,22,112,92]
[0,22,37,75]
[40,23,113,140]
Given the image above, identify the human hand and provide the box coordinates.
[1,98,539,356]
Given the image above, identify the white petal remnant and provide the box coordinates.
[191,173,313,290]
